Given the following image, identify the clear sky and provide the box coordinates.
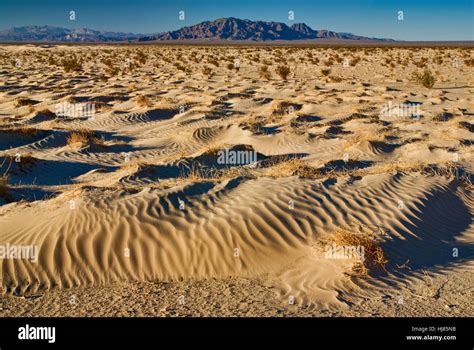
[0,0,472,40]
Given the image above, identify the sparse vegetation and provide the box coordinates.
[412,69,436,88]
[202,66,212,77]
[1,126,42,136]
[136,95,153,107]
[61,56,82,73]
[259,65,271,80]
[67,129,104,147]
[464,58,474,67]
[330,227,388,276]
[350,56,361,66]
[321,68,331,76]
[275,65,290,80]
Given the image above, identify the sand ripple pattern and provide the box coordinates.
[1,174,471,300]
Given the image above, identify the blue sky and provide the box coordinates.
[0,0,472,40]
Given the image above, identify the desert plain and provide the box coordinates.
[0,44,472,316]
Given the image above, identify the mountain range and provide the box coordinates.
[0,26,140,42]
[0,17,391,42]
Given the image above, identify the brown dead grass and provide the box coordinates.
[67,129,104,146]
[1,126,42,136]
[135,95,153,108]
[332,227,388,275]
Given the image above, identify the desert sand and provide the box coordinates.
[0,44,472,316]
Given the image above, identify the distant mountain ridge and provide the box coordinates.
[140,17,390,41]
[0,25,141,42]
[0,18,392,42]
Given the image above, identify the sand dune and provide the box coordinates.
[0,44,472,316]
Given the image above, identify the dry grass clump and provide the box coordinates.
[134,51,147,65]
[259,65,271,80]
[174,62,188,73]
[321,68,331,76]
[106,65,120,77]
[61,56,82,73]
[275,65,290,80]
[324,59,334,67]
[330,75,343,83]
[331,227,388,276]
[261,157,312,178]
[67,129,104,146]
[1,126,42,136]
[271,101,303,117]
[350,56,361,66]
[135,95,153,108]
[202,66,213,77]
[178,161,255,183]
[411,69,436,88]
[179,162,219,182]
[464,59,474,67]
[207,58,219,67]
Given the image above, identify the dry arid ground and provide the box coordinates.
[0,44,473,316]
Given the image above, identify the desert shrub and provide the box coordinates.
[106,65,120,76]
[464,59,474,67]
[275,65,290,80]
[202,66,212,77]
[47,55,57,66]
[414,57,429,68]
[321,68,331,76]
[350,56,361,66]
[136,95,153,107]
[259,65,271,80]
[174,63,187,72]
[208,58,219,67]
[61,56,82,73]
[135,51,147,64]
[412,69,436,88]
[324,59,334,67]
